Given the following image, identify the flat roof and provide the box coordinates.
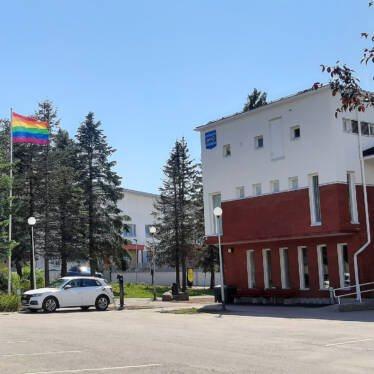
[124,188,159,198]
[194,85,331,132]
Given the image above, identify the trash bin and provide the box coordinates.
[214,285,237,304]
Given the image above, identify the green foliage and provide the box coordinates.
[0,266,44,293]
[110,282,214,298]
[0,294,18,312]
[243,88,267,112]
[152,138,201,290]
[76,112,126,274]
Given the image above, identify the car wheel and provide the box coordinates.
[42,297,58,313]
[95,295,109,311]
[81,306,90,311]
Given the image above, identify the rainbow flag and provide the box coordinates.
[12,112,49,145]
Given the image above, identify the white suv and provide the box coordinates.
[21,276,115,313]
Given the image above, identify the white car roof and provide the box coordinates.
[61,276,103,280]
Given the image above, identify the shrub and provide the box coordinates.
[0,266,44,293]
[0,294,18,312]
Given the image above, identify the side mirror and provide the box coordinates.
[64,284,72,290]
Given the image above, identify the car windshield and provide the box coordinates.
[50,278,68,288]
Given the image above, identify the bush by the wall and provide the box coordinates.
[0,266,44,293]
[0,294,18,312]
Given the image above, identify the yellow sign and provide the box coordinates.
[188,269,194,282]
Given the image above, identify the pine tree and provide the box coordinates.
[50,129,85,276]
[32,100,60,285]
[153,138,198,291]
[243,88,267,112]
[76,112,126,274]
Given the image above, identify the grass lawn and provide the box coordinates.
[111,282,214,298]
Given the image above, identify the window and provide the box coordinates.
[81,279,100,287]
[270,180,280,193]
[262,249,272,289]
[124,224,136,237]
[370,123,374,136]
[290,126,301,140]
[317,245,329,289]
[309,174,321,224]
[212,193,222,234]
[338,244,351,288]
[66,279,81,288]
[253,183,262,196]
[351,120,359,134]
[255,135,264,149]
[246,250,256,288]
[361,121,370,136]
[289,176,298,190]
[298,246,309,289]
[223,144,231,157]
[347,172,358,223]
[279,248,290,289]
[145,225,153,238]
[236,186,245,199]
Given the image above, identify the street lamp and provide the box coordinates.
[27,217,37,290]
[149,226,157,301]
[213,207,226,310]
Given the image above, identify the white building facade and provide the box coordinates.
[196,86,374,303]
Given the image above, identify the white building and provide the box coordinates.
[117,189,159,268]
[195,86,374,303]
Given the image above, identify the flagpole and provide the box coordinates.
[8,108,13,295]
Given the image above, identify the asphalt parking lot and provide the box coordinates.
[1,301,374,374]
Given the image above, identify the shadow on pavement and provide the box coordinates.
[199,303,374,323]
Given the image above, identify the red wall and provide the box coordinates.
[207,184,374,298]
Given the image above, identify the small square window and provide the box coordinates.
[237,186,245,199]
[270,180,280,193]
[223,144,231,157]
[291,126,300,140]
[255,136,263,149]
[289,177,298,190]
[253,183,262,196]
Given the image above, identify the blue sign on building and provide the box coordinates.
[205,130,217,149]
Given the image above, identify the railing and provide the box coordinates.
[329,281,374,304]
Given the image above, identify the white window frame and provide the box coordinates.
[308,173,322,226]
[253,183,262,196]
[317,244,329,290]
[290,125,301,140]
[246,250,256,289]
[337,243,351,289]
[262,249,272,289]
[297,246,309,290]
[347,171,359,224]
[254,135,264,149]
[210,192,222,235]
[279,248,290,289]
[289,176,298,190]
[270,180,280,193]
[223,144,231,157]
[236,186,245,199]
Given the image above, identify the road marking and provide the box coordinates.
[0,350,82,357]
[24,364,162,374]
[325,338,372,347]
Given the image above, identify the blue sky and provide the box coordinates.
[0,1,372,193]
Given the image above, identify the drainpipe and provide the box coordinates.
[353,109,371,303]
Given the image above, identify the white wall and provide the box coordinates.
[117,189,159,260]
[198,88,374,235]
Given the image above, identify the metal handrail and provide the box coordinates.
[330,281,374,304]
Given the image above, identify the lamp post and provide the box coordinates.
[27,217,37,290]
[213,207,226,310]
[133,238,138,284]
[149,226,157,301]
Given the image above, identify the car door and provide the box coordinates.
[81,278,102,306]
[58,279,83,307]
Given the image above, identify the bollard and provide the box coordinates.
[117,274,124,310]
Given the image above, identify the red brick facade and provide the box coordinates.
[207,184,374,301]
